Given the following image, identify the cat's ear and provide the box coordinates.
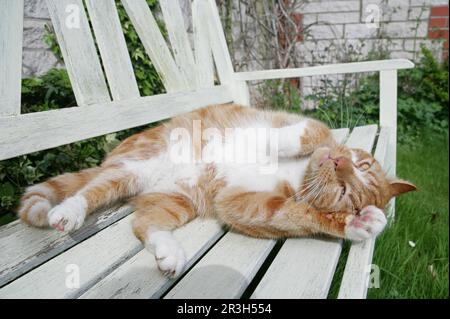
[389,179,417,197]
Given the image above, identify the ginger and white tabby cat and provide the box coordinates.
[18,104,416,277]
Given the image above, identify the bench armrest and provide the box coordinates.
[233,59,414,81]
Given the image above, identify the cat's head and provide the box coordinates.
[299,144,416,214]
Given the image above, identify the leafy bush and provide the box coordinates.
[0,0,164,224]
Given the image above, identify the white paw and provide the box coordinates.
[344,205,387,242]
[147,231,186,278]
[48,196,87,232]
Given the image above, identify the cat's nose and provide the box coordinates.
[333,156,349,170]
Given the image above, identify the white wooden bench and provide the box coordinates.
[0,0,414,299]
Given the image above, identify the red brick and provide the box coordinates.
[292,13,303,42]
[430,6,449,17]
[289,78,300,89]
[429,17,448,28]
[442,50,448,61]
[444,41,449,49]
[428,29,449,39]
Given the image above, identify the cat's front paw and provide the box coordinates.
[48,196,87,232]
[344,205,387,242]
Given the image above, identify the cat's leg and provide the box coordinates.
[282,202,388,241]
[277,118,335,158]
[48,165,140,232]
[130,192,197,277]
[216,185,387,241]
[18,167,100,227]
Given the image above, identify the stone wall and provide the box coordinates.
[22,0,61,77]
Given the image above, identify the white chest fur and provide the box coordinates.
[217,157,308,192]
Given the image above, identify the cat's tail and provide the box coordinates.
[18,167,101,227]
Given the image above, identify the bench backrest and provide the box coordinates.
[0,0,249,162]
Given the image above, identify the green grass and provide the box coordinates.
[330,130,449,298]
[368,131,449,298]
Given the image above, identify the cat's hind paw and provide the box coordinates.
[147,231,186,278]
[155,243,186,278]
[344,205,387,242]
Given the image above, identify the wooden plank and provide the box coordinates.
[192,0,214,88]
[0,85,233,161]
[0,205,133,288]
[0,0,23,116]
[159,0,197,90]
[203,0,250,106]
[79,219,225,299]
[46,0,111,106]
[331,128,350,145]
[85,0,140,101]
[251,125,377,299]
[344,125,378,151]
[379,70,398,178]
[337,127,392,299]
[251,237,342,299]
[0,214,141,298]
[234,59,414,81]
[165,233,276,299]
[121,0,188,92]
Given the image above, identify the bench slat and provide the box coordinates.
[159,0,197,90]
[330,128,350,145]
[0,0,23,116]
[121,0,188,92]
[0,205,132,288]
[337,127,393,299]
[192,0,215,88]
[164,233,276,299]
[204,0,249,105]
[46,0,111,106]
[85,0,140,101]
[0,85,233,161]
[234,59,414,81]
[251,238,342,298]
[0,214,141,298]
[251,125,378,299]
[344,125,378,151]
[79,219,225,299]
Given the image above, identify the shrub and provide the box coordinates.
[0,0,165,224]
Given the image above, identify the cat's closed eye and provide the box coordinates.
[356,159,372,171]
